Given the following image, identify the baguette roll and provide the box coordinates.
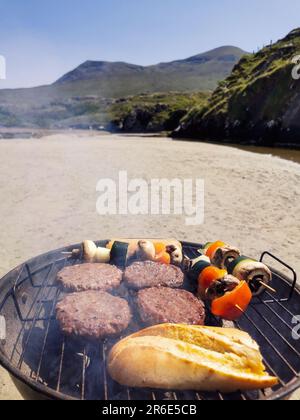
[108,324,278,393]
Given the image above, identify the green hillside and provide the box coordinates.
[110,92,209,132]
[175,29,300,147]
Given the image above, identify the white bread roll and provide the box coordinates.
[108,324,278,393]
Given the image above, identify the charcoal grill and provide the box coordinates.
[0,240,299,401]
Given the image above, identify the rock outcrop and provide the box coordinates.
[174,28,300,147]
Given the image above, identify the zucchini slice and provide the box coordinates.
[110,241,129,267]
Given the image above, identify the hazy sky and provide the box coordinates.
[0,0,300,88]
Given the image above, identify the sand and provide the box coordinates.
[0,132,299,400]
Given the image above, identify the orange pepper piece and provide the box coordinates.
[153,242,171,264]
[211,281,252,321]
[205,241,226,260]
[156,252,171,265]
[198,266,227,297]
[154,242,166,255]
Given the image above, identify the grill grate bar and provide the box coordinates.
[235,321,286,387]
[240,393,247,401]
[35,289,61,381]
[260,251,297,302]
[10,267,51,362]
[102,343,109,401]
[263,291,296,317]
[258,296,294,332]
[81,347,87,401]
[250,305,300,358]
[239,312,297,376]
[56,339,65,393]
[218,392,224,401]
[32,262,66,381]
[17,262,57,369]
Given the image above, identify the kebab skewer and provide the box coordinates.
[203,241,241,270]
[62,239,183,266]
[203,241,275,296]
[186,256,252,321]
[62,240,111,263]
[227,256,274,296]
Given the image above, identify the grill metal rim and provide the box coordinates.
[0,241,299,401]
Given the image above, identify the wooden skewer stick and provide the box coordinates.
[259,281,276,294]
[62,249,81,258]
[235,304,244,313]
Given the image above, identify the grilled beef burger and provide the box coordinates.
[137,287,205,326]
[124,261,184,290]
[56,291,132,340]
[57,263,123,292]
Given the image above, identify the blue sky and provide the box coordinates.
[0,0,300,88]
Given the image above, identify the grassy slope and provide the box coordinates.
[109,92,210,132]
[177,29,300,145]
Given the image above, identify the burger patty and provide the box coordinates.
[56,291,132,340]
[57,263,123,292]
[137,287,205,326]
[124,261,184,290]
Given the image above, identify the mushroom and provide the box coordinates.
[205,275,240,301]
[166,245,183,265]
[94,247,111,263]
[137,240,156,261]
[83,240,97,262]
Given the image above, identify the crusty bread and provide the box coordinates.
[108,324,278,393]
[107,239,182,259]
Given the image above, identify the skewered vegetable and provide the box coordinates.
[93,247,111,264]
[137,240,156,261]
[187,255,211,281]
[83,240,97,262]
[198,266,227,299]
[228,257,273,296]
[186,255,252,320]
[82,240,111,263]
[205,275,240,301]
[166,244,183,265]
[211,281,252,321]
[204,241,226,260]
[153,242,171,264]
[203,241,241,269]
[109,241,129,267]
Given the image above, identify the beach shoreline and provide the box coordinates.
[0,132,299,400]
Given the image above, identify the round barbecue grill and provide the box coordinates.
[0,240,299,401]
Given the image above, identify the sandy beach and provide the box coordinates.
[0,132,299,400]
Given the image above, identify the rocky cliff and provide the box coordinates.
[174,29,300,147]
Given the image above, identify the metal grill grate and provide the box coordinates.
[0,241,299,400]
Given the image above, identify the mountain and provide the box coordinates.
[0,46,246,129]
[53,46,247,95]
[174,29,300,147]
